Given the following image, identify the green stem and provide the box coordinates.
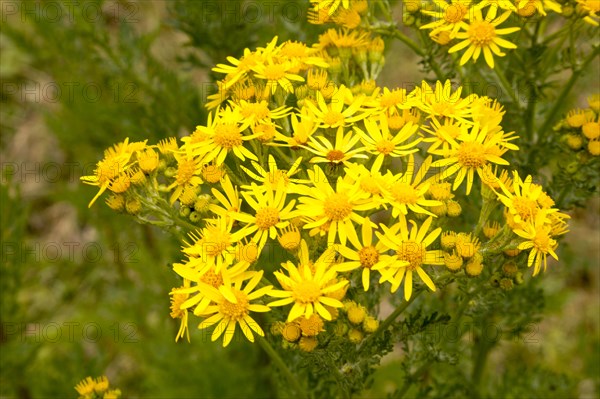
[537,45,600,145]
[471,331,493,396]
[493,66,520,107]
[257,336,308,399]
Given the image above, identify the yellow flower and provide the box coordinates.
[335,221,391,291]
[355,115,421,164]
[231,181,296,252]
[415,80,473,121]
[420,0,472,37]
[294,165,374,245]
[182,218,239,273]
[375,87,413,115]
[514,211,559,276]
[273,108,318,148]
[193,107,257,164]
[377,215,445,300]
[251,58,305,94]
[304,126,368,167]
[196,270,272,347]
[343,161,391,208]
[231,99,291,127]
[423,117,470,153]
[269,244,348,321]
[311,0,351,16]
[167,146,203,205]
[577,0,600,25]
[80,138,146,207]
[240,155,303,192]
[305,85,368,128]
[210,175,242,222]
[515,0,562,16]
[384,155,442,217]
[431,122,516,194]
[448,7,520,68]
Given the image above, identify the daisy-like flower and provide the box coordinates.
[251,59,305,94]
[375,87,413,115]
[355,115,421,165]
[493,171,560,229]
[513,210,559,276]
[310,0,351,16]
[305,85,368,128]
[294,165,375,245]
[335,221,395,291]
[304,126,368,167]
[240,155,303,192]
[232,181,296,252]
[431,122,518,194]
[420,0,472,37]
[515,0,562,16]
[272,108,318,148]
[268,243,348,321]
[80,138,147,207]
[377,215,445,300]
[230,99,291,127]
[448,7,520,68]
[422,117,470,153]
[167,146,203,204]
[384,155,443,217]
[193,106,257,164]
[196,270,273,347]
[414,80,473,122]
[183,218,239,273]
[343,159,392,209]
[576,0,600,25]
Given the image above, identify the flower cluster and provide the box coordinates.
[74,376,121,399]
[82,19,570,349]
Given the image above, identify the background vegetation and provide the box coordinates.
[1,0,598,397]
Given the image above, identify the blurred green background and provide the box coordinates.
[1,1,598,398]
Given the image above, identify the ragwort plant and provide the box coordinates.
[80,0,599,397]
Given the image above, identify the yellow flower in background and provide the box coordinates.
[305,126,368,166]
[294,165,374,245]
[310,0,351,16]
[252,59,305,94]
[576,0,600,25]
[75,376,121,399]
[448,7,520,68]
[336,221,393,291]
[415,80,472,121]
[269,244,348,321]
[377,215,445,300]
[196,270,272,347]
[422,117,470,153]
[183,218,239,273]
[167,146,203,205]
[343,160,391,208]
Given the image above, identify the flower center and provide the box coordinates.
[375,139,395,155]
[293,280,321,304]
[262,64,286,81]
[201,268,224,288]
[395,240,426,270]
[512,196,538,222]
[322,110,345,126]
[176,159,197,185]
[219,288,250,321]
[214,123,243,149]
[468,21,496,47]
[457,141,487,168]
[533,229,556,253]
[358,246,380,268]
[324,193,353,221]
[380,90,406,108]
[444,3,468,23]
[326,149,346,162]
[267,170,290,188]
[255,206,280,230]
[390,182,419,204]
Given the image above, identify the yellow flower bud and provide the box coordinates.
[348,328,364,344]
[444,251,463,271]
[282,322,301,342]
[299,314,324,337]
[362,316,379,333]
[446,200,462,217]
[298,336,318,352]
[347,303,366,325]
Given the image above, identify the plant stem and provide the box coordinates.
[257,336,308,399]
[397,362,430,398]
[493,65,520,107]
